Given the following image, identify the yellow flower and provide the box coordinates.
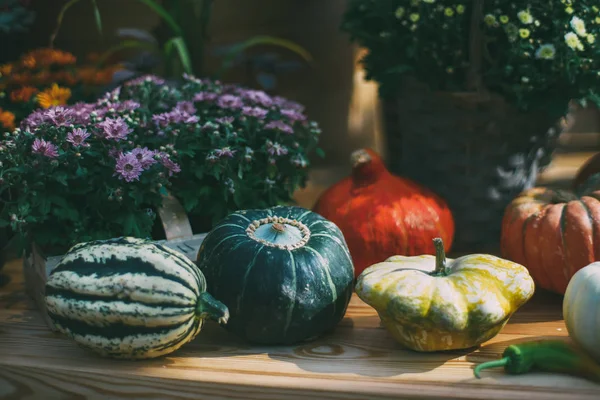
[445,8,454,17]
[36,84,72,109]
[409,13,420,22]
[10,86,38,103]
[395,7,405,18]
[0,109,15,130]
[565,32,584,50]
[565,6,574,14]
[500,15,509,24]
[596,17,600,24]
[456,5,465,14]
[519,29,530,38]
[587,34,596,44]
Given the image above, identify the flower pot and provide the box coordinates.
[22,194,208,330]
[383,79,560,252]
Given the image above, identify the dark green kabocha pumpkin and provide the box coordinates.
[196,206,355,345]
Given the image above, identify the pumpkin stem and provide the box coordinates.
[196,292,230,324]
[246,216,311,250]
[432,238,447,276]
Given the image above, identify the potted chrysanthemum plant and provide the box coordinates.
[0,73,322,256]
[342,0,600,251]
[113,74,323,233]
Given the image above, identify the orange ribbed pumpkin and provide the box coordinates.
[312,148,455,277]
[501,186,600,295]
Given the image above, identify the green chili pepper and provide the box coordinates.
[474,340,600,383]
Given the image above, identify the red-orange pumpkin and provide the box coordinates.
[501,186,600,295]
[312,148,455,277]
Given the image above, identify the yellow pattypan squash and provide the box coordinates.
[355,238,535,352]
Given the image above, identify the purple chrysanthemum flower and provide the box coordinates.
[215,116,234,125]
[242,106,268,119]
[265,120,294,135]
[66,128,91,148]
[43,106,76,127]
[69,102,96,124]
[172,108,200,124]
[193,92,219,103]
[175,101,197,115]
[21,110,46,130]
[152,108,199,127]
[131,147,156,169]
[266,141,289,156]
[97,117,132,141]
[239,89,273,107]
[214,147,236,158]
[217,94,243,109]
[114,152,143,182]
[31,139,59,158]
[206,154,219,163]
[281,109,307,122]
[152,113,170,128]
[115,100,141,112]
[157,153,181,176]
[273,96,305,113]
[124,74,166,87]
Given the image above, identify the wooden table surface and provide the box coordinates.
[1,258,600,400]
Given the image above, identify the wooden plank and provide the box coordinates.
[0,259,599,399]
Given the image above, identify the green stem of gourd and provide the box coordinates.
[432,238,447,276]
[196,292,230,324]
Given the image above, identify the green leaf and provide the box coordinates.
[90,0,103,37]
[39,197,51,216]
[315,147,325,158]
[123,213,142,237]
[164,36,193,75]
[49,0,83,47]
[96,40,157,67]
[54,171,68,186]
[135,0,183,35]
[218,35,313,75]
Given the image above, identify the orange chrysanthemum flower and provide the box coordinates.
[0,63,13,77]
[10,86,38,103]
[8,72,32,86]
[36,84,72,109]
[0,109,16,130]
[20,54,37,69]
[53,70,79,86]
[21,49,77,69]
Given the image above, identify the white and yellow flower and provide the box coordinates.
[535,44,557,60]
[565,31,584,51]
[517,10,534,24]
[570,16,587,37]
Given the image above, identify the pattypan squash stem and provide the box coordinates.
[474,340,600,383]
[432,238,447,276]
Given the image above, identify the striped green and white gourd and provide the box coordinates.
[196,206,355,345]
[44,237,229,360]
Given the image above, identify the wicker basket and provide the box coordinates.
[383,80,559,252]
[381,1,560,252]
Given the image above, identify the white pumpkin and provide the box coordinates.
[563,262,600,362]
